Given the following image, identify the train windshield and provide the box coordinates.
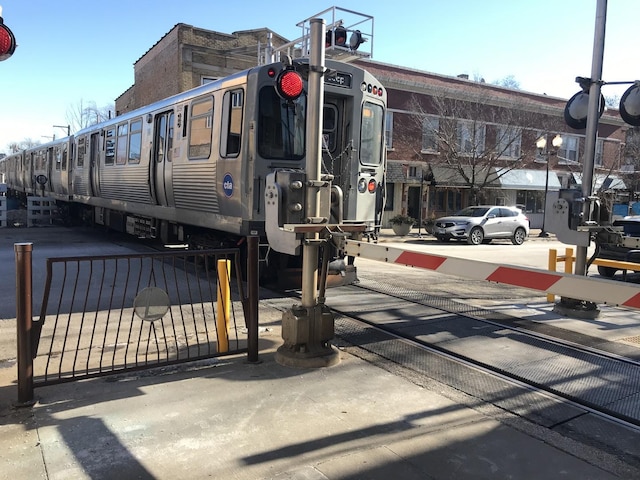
[258,87,306,160]
[360,102,384,166]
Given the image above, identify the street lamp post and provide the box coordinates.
[536,134,563,237]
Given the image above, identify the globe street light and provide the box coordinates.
[536,134,563,237]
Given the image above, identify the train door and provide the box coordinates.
[322,100,343,184]
[89,132,100,196]
[151,110,174,207]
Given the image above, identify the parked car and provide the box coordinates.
[595,216,640,278]
[433,206,530,245]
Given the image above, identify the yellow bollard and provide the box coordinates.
[216,259,230,353]
[565,247,574,275]
[547,249,557,303]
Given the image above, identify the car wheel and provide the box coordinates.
[597,265,617,278]
[511,227,527,245]
[467,227,484,245]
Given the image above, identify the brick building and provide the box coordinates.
[351,60,631,227]
[115,24,289,115]
[115,23,637,228]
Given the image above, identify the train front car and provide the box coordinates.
[250,59,387,285]
[322,60,386,234]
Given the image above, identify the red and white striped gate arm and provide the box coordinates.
[345,240,640,310]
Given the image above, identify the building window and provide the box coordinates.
[385,111,393,149]
[516,190,544,213]
[496,126,521,159]
[422,116,439,152]
[595,138,603,166]
[558,135,579,163]
[457,120,485,155]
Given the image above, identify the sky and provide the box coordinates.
[0,0,638,155]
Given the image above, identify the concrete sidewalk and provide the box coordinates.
[0,309,632,480]
[0,226,635,479]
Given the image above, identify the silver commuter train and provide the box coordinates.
[1,58,387,274]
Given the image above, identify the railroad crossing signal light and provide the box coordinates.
[325,27,367,51]
[620,83,640,127]
[325,27,347,48]
[564,89,605,130]
[564,77,640,128]
[349,30,366,50]
[0,16,16,61]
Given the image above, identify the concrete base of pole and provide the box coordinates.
[552,297,600,320]
[275,304,340,368]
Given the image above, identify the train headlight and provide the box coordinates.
[0,13,17,62]
[357,178,367,193]
[276,69,304,101]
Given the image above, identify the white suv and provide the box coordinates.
[433,206,530,245]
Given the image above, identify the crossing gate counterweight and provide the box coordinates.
[344,240,640,310]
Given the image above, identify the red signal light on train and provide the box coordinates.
[367,179,377,193]
[0,16,17,61]
[276,69,304,101]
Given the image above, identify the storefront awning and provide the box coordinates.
[570,173,627,191]
[429,165,500,188]
[496,169,561,191]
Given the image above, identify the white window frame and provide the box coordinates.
[457,120,485,155]
[558,135,579,164]
[421,116,439,153]
[496,126,521,160]
[594,138,603,166]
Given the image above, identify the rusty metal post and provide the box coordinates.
[15,242,34,404]
[246,236,260,363]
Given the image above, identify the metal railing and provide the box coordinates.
[16,238,259,403]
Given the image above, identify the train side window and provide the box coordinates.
[360,102,384,166]
[77,137,85,168]
[221,89,243,158]
[53,147,61,171]
[62,145,68,171]
[128,119,142,164]
[188,97,213,159]
[105,128,116,165]
[322,105,338,152]
[116,123,128,165]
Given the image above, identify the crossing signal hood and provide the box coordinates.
[0,15,16,61]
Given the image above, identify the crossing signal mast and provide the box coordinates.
[259,6,373,65]
[0,6,17,61]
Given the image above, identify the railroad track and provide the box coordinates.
[266,276,640,474]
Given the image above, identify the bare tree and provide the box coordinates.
[66,100,114,133]
[6,138,41,153]
[493,75,521,90]
[398,92,564,204]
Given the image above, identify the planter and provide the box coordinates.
[391,222,413,236]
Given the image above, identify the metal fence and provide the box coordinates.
[15,238,259,403]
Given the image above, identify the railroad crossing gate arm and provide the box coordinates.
[344,240,640,311]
